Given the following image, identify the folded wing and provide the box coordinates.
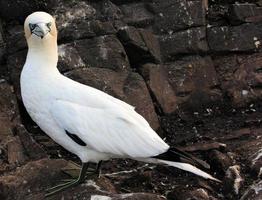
[50,99,169,158]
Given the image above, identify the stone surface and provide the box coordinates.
[223,165,244,198]
[5,25,27,54]
[7,136,27,166]
[0,82,21,143]
[149,0,206,33]
[248,149,262,179]
[74,35,130,71]
[0,0,55,22]
[66,67,160,130]
[164,56,222,112]
[0,19,4,65]
[213,53,262,107]
[0,158,68,200]
[240,180,262,200]
[140,63,177,114]
[119,2,154,27]
[208,150,234,175]
[117,26,161,65]
[228,3,262,25]
[159,27,208,61]
[16,125,47,161]
[7,50,27,100]
[208,23,262,52]
[167,187,217,200]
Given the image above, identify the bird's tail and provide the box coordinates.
[152,147,221,183]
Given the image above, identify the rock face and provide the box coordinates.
[0,0,262,200]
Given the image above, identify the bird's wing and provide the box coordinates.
[50,99,169,158]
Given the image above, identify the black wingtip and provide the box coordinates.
[153,147,210,170]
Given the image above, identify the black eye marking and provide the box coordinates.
[46,22,52,30]
[29,23,37,32]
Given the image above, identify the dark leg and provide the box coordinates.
[95,161,102,178]
[45,162,89,197]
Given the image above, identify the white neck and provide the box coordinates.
[25,38,58,72]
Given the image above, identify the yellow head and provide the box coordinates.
[24,12,57,49]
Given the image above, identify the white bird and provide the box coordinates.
[21,12,220,196]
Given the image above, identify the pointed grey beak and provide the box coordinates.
[29,22,51,39]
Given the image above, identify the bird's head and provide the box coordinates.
[24,12,57,48]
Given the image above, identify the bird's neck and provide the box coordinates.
[26,40,58,71]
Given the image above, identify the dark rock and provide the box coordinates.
[0,82,21,143]
[117,26,161,65]
[208,150,234,175]
[74,35,130,71]
[5,25,27,54]
[223,165,244,198]
[240,180,262,200]
[66,67,160,130]
[0,19,4,64]
[111,193,165,200]
[159,27,208,61]
[178,142,227,152]
[95,0,123,21]
[0,158,68,200]
[207,23,262,52]
[228,3,262,25]
[213,53,262,107]
[7,136,27,166]
[149,0,206,34]
[140,63,177,114]
[119,2,154,27]
[7,50,27,101]
[0,0,56,22]
[16,125,47,161]
[248,149,262,178]
[54,1,96,26]
[164,56,222,112]
[167,187,218,200]
[58,43,86,73]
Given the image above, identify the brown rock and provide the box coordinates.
[248,149,262,179]
[7,137,27,165]
[141,63,177,114]
[7,50,27,101]
[0,82,21,142]
[213,53,262,107]
[208,23,262,52]
[159,27,208,61]
[164,56,222,112]
[117,26,161,64]
[240,180,262,200]
[66,67,160,130]
[0,158,68,200]
[16,125,47,160]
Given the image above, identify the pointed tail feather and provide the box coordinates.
[152,147,221,182]
[158,160,221,183]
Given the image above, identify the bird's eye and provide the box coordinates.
[46,22,52,28]
[29,23,36,31]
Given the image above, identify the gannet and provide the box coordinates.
[21,12,220,196]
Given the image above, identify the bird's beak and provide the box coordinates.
[30,23,51,39]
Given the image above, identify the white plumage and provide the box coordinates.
[21,11,220,190]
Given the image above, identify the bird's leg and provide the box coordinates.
[95,161,102,178]
[45,162,89,197]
